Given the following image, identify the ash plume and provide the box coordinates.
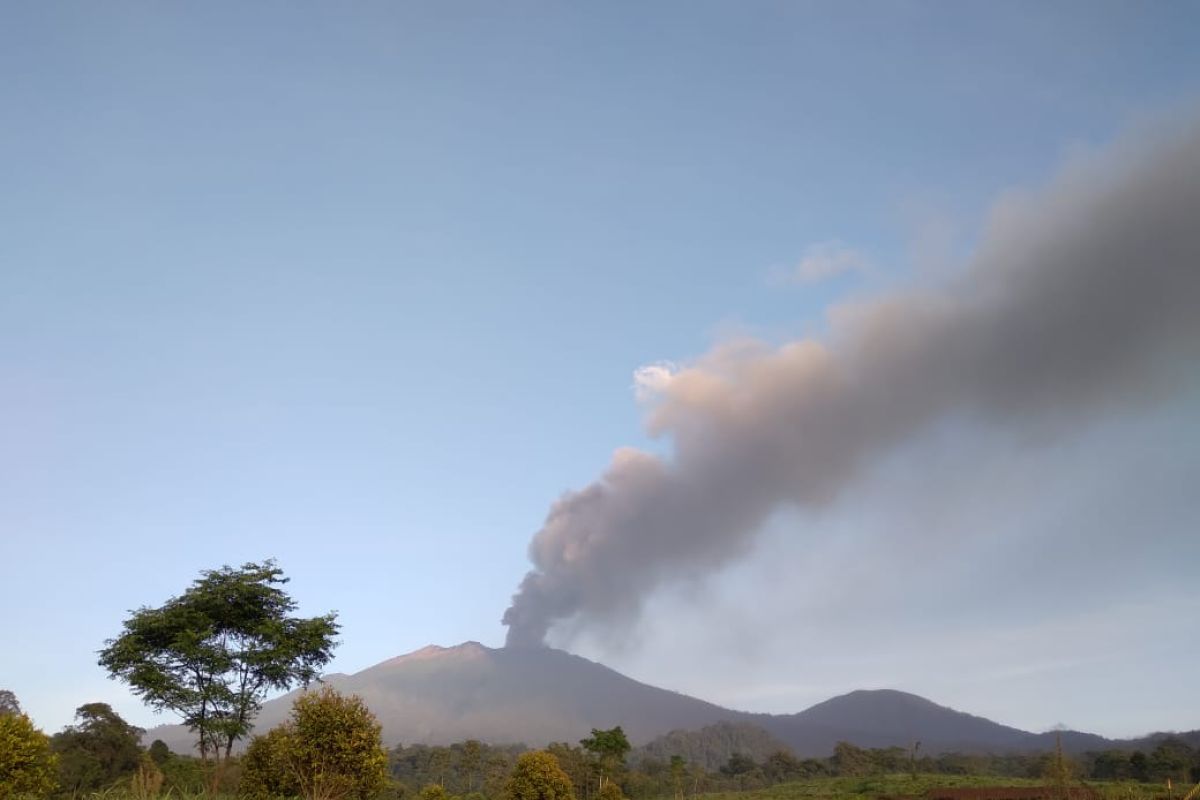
[502,121,1200,649]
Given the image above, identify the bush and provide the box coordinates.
[240,686,387,800]
[241,726,298,799]
[505,751,575,800]
[598,783,625,800]
[0,712,58,800]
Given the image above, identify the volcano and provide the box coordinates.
[142,642,1147,756]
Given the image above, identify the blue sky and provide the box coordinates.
[2,2,1199,739]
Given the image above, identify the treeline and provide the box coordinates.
[0,694,220,798]
[819,740,1200,784]
[5,690,1200,800]
[4,564,1197,800]
[383,735,1200,800]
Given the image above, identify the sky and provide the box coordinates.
[2,2,1199,740]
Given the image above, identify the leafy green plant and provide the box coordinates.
[241,686,387,800]
[0,711,57,800]
[98,560,339,764]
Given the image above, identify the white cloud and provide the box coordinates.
[632,361,678,403]
[785,240,871,284]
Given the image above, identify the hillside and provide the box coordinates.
[638,721,796,771]
[143,642,1184,757]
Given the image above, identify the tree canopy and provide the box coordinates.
[98,560,339,762]
[505,751,576,800]
[50,703,144,793]
[0,690,20,717]
[241,686,387,800]
[581,727,631,790]
[0,711,57,800]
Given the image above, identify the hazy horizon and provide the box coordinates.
[3,2,1198,741]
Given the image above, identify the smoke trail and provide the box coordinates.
[502,121,1200,649]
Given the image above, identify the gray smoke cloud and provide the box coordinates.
[502,121,1200,649]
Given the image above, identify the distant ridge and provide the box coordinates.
[143,642,1193,757]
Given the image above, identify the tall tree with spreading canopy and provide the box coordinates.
[98,560,338,762]
[51,703,144,793]
[580,727,630,791]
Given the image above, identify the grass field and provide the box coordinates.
[697,774,1174,800]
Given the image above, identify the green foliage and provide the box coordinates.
[669,755,686,800]
[420,785,451,800]
[638,722,793,774]
[722,753,759,777]
[156,752,227,795]
[0,711,58,800]
[97,560,339,762]
[831,742,873,777]
[0,690,21,717]
[242,686,387,800]
[581,727,631,790]
[147,739,171,766]
[50,702,144,793]
[127,752,165,800]
[597,782,624,800]
[505,751,576,800]
[389,742,524,798]
[240,726,298,799]
[1147,737,1194,783]
[762,751,811,784]
[545,743,593,800]
[462,740,484,793]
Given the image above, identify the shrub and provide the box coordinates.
[240,687,387,800]
[0,712,58,800]
[598,783,625,800]
[505,751,575,800]
[241,726,298,799]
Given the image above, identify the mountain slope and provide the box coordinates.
[638,721,795,771]
[757,689,1037,754]
[142,642,1177,757]
[147,642,738,752]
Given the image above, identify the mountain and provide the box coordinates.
[141,642,1177,757]
[753,689,1038,755]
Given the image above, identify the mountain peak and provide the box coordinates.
[385,641,492,662]
[143,647,1137,758]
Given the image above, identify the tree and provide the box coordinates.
[580,727,630,791]
[720,753,757,777]
[0,711,57,800]
[546,742,593,800]
[147,739,172,766]
[831,742,871,777]
[505,751,576,800]
[669,756,686,800]
[242,686,387,800]
[597,782,625,800]
[0,690,20,717]
[1129,751,1150,782]
[462,739,483,792]
[241,726,299,800]
[50,703,144,793]
[430,746,452,787]
[763,750,802,784]
[420,785,450,800]
[1148,738,1194,783]
[98,560,339,762]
